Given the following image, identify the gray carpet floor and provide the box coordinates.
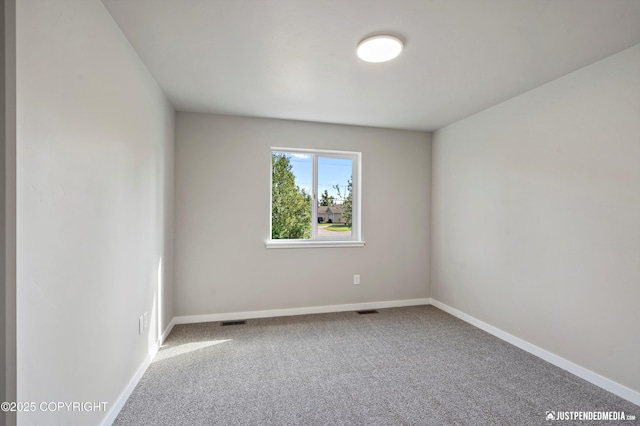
[114,305,639,425]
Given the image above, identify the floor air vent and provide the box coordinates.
[356,310,379,315]
[221,320,247,326]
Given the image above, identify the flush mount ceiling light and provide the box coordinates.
[356,35,403,63]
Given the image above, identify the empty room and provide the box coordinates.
[3,0,640,425]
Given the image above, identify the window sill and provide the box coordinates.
[265,240,366,249]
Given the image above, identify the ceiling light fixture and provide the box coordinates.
[356,35,403,63]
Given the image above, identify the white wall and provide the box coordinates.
[17,1,174,424]
[431,44,640,392]
[175,113,430,316]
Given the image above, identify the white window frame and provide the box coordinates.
[267,147,365,249]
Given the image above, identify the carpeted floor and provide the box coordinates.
[114,305,639,425]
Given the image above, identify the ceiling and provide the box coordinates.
[102,0,640,131]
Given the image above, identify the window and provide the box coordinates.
[267,147,364,248]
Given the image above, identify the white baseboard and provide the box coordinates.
[101,343,158,426]
[429,298,640,407]
[101,319,176,426]
[173,298,431,325]
[161,317,176,343]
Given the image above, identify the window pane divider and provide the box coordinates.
[311,154,318,240]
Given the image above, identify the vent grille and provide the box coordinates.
[356,310,378,315]
[221,320,247,326]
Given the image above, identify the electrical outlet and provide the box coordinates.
[143,312,148,330]
[138,316,144,335]
[354,274,360,285]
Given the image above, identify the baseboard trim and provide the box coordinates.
[101,319,175,426]
[161,317,176,343]
[101,343,158,426]
[429,298,640,407]
[173,298,431,325]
